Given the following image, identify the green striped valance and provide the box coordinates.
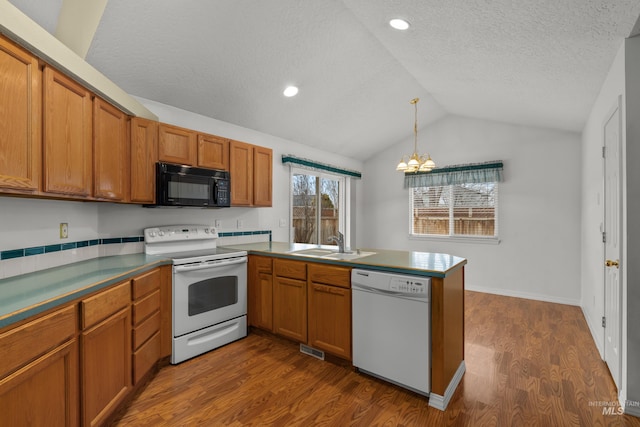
[282,155,362,179]
[404,160,503,188]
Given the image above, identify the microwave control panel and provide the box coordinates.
[216,180,230,206]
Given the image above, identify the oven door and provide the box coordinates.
[173,256,247,337]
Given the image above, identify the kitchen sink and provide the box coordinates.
[289,248,376,260]
[290,248,337,257]
[322,251,376,260]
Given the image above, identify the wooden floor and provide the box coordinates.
[112,291,640,426]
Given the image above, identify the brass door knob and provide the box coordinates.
[605,259,620,268]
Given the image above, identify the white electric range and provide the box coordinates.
[144,225,248,364]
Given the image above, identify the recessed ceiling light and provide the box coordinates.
[283,86,299,97]
[389,18,410,30]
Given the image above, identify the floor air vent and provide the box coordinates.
[300,344,325,360]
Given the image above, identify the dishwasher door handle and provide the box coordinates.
[352,284,404,296]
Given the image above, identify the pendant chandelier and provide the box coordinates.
[396,98,435,173]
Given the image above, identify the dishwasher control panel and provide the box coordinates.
[389,277,429,294]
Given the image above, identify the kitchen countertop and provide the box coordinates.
[220,242,467,278]
[0,253,171,329]
[0,243,466,330]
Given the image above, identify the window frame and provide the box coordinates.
[409,181,500,244]
[289,166,347,246]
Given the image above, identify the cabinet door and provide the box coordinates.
[308,283,352,360]
[0,339,79,427]
[253,272,273,331]
[158,123,196,166]
[273,277,307,342]
[130,117,158,203]
[0,36,41,192]
[94,97,128,200]
[43,66,92,196]
[253,146,272,207]
[229,140,253,206]
[198,133,229,170]
[81,307,131,427]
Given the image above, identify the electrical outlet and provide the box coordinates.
[215,220,221,228]
[60,223,69,239]
[237,220,243,229]
[279,218,287,227]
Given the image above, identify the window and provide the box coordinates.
[410,182,498,239]
[291,169,345,245]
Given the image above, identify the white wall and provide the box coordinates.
[0,197,99,251]
[362,114,582,305]
[624,36,640,414]
[580,42,625,357]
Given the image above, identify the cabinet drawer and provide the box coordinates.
[81,281,131,329]
[254,256,273,273]
[131,268,160,300]
[132,331,161,384]
[132,290,160,325]
[0,305,76,378]
[132,310,160,350]
[274,259,307,280]
[308,263,351,289]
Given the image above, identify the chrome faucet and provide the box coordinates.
[328,231,345,253]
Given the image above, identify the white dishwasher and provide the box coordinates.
[351,269,431,396]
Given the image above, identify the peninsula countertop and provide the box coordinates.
[220,242,467,278]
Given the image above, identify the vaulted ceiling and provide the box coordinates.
[8,0,640,161]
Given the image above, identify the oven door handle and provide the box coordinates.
[174,257,248,272]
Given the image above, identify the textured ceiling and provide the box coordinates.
[8,0,640,161]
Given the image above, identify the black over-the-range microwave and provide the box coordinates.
[145,162,230,208]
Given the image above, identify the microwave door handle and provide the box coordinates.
[212,178,218,205]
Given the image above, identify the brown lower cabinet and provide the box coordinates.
[248,256,274,331]
[0,305,79,426]
[307,263,352,360]
[0,264,171,426]
[250,256,352,361]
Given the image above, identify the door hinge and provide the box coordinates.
[602,146,606,158]
[602,231,606,243]
[602,316,606,328]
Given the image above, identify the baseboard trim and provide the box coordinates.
[581,305,604,359]
[429,361,466,411]
[465,285,580,306]
[625,402,640,417]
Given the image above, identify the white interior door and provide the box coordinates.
[603,96,622,390]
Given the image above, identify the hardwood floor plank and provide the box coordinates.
[112,291,640,426]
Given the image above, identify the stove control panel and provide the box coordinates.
[144,225,218,243]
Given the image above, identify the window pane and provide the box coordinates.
[292,173,318,244]
[412,186,450,235]
[452,183,496,236]
[320,177,340,245]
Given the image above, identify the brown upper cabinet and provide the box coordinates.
[158,123,196,166]
[43,66,93,197]
[94,97,129,201]
[0,36,42,193]
[130,118,158,204]
[198,133,229,170]
[253,145,273,207]
[230,140,272,207]
[229,140,253,205]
